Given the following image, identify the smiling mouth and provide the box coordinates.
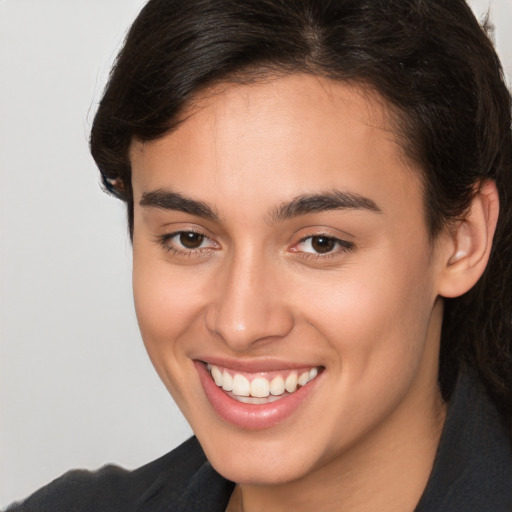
[206,363,322,405]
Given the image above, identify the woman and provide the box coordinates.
[8,0,511,510]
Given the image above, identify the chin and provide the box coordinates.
[197,430,323,485]
[212,454,311,486]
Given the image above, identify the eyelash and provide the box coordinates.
[157,231,354,259]
[157,230,218,256]
[293,234,354,260]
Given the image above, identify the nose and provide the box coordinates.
[205,249,294,351]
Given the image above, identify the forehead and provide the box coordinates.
[132,75,399,156]
[130,74,423,223]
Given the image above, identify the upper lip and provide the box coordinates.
[195,356,322,373]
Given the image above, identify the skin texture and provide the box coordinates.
[129,75,497,512]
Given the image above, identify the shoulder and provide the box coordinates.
[6,437,209,512]
[6,465,132,512]
[417,366,512,511]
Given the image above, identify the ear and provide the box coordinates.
[437,180,499,298]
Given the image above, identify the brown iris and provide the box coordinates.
[180,232,205,249]
[310,235,336,253]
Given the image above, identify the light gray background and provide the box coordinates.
[1,0,511,507]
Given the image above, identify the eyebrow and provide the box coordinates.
[139,188,381,222]
[269,190,381,222]
[140,189,220,221]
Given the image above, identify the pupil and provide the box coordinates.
[311,236,335,253]
[180,232,204,249]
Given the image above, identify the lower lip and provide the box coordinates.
[195,361,321,430]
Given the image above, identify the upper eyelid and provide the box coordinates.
[295,231,353,245]
[162,230,214,243]
[298,233,342,242]
[293,234,353,250]
[159,226,212,241]
[296,225,354,239]
[164,228,206,238]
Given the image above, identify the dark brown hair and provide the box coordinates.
[90,0,512,426]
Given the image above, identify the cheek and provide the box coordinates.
[132,256,214,415]
[286,252,439,442]
[132,240,206,327]
[131,248,209,375]
[295,247,436,377]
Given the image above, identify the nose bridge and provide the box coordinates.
[206,245,293,350]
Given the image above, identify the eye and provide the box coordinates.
[294,234,353,256]
[158,230,218,254]
[177,231,206,249]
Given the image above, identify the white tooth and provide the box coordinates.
[211,365,223,386]
[206,363,212,371]
[298,371,309,386]
[285,372,298,393]
[235,395,283,404]
[233,374,250,396]
[309,367,318,380]
[222,370,233,391]
[251,377,270,398]
[270,375,285,396]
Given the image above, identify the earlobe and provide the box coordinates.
[438,180,499,298]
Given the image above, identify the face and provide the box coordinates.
[130,75,449,485]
